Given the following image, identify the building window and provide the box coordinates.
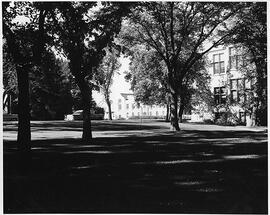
[231,78,253,103]
[229,47,243,70]
[213,53,225,74]
[214,87,226,104]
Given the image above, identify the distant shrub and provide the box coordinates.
[214,111,240,126]
[203,119,214,124]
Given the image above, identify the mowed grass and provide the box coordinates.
[3,120,268,213]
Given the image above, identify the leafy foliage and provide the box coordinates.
[120,2,243,130]
[228,2,267,125]
[125,46,168,106]
[30,52,73,120]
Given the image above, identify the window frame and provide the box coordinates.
[213,53,225,74]
[229,47,243,70]
[214,86,226,105]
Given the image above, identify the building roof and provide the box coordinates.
[120,93,134,100]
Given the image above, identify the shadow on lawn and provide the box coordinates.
[3,120,167,132]
[4,130,267,213]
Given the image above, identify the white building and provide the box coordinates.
[191,45,254,125]
[104,93,167,120]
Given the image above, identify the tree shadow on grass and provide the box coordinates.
[3,120,168,132]
[4,130,267,213]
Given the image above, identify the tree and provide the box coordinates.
[120,2,244,131]
[3,2,51,151]
[94,48,121,120]
[29,51,73,120]
[125,45,171,120]
[50,2,133,141]
[228,2,267,126]
[126,45,210,123]
[3,44,73,120]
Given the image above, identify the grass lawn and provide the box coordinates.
[3,120,268,213]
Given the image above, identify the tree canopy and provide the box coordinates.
[121,2,243,130]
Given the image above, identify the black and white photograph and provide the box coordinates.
[2,1,268,214]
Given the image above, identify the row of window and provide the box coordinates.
[214,78,253,105]
[119,110,166,119]
[213,47,244,74]
[118,103,137,110]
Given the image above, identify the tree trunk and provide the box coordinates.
[170,92,180,131]
[165,102,170,122]
[81,83,92,142]
[178,102,184,123]
[16,66,31,151]
[70,55,93,142]
[106,99,112,120]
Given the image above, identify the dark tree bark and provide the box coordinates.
[165,102,170,122]
[16,65,31,151]
[81,87,92,141]
[178,102,184,123]
[106,98,112,120]
[170,92,180,131]
[70,57,93,142]
[3,23,32,151]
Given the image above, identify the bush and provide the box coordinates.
[215,112,240,126]
[203,119,214,124]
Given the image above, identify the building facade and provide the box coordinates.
[104,93,167,120]
[104,45,256,125]
[191,45,254,126]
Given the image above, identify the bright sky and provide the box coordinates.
[93,55,133,108]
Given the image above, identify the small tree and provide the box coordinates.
[94,48,121,120]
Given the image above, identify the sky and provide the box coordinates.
[93,55,133,108]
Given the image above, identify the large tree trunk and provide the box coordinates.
[82,93,92,141]
[70,57,93,142]
[165,102,170,122]
[170,92,180,131]
[80,81,92,142]
[16,66,31,151]
[106,99,112,120]
[178,102,184,123]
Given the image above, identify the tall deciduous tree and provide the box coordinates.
[50,2,132,141]
[121,2,243,131]
[95,48,121,120]
[125,45,171,120]
[3,2,50,151]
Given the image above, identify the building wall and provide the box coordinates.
[191,45,252,125]
[104,45,252,125]
[104,93,167,120]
